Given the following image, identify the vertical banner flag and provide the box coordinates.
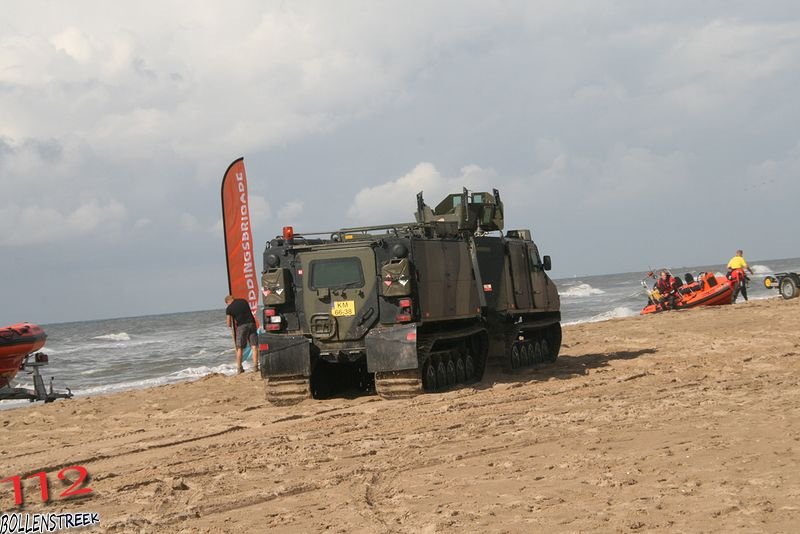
[221,157,260,327]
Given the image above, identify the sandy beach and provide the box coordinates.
[2,297,799,533]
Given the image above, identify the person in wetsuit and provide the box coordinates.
[727,249,754,303]
[655,270,681,310]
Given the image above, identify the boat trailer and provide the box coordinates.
[0,352,72,403]
[764,272,800,300]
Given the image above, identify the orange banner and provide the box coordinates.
[221,158,259,326]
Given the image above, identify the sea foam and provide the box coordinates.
[92,333,131,341]
[565,306,638,325]
[559,283,605,298]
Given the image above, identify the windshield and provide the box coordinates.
[309,257,365,289]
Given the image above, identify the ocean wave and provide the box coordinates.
[750,264,772,275]
[51,338,165,355]
[559,283,605,298]
[36,362,251,400]
[565,306,638,325]
[92,333,131,341]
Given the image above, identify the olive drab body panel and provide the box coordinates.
[411,240,480,321]
[258,188,562,404]
[299,247,379,342]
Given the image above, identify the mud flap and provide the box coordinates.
[259,333,312,378]
[365,324,419,373]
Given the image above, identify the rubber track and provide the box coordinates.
[375,336,433,399]
[374,370,423,399]
[265,376,311,406]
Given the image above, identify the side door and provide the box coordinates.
[508,241,533,310]
[527,243,549,309]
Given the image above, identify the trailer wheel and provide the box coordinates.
[779,276,799,300]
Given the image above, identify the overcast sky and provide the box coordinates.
[2,1,800,324]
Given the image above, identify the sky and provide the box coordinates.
[2,1,800,324]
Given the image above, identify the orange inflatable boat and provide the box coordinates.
[0,323,47,388]
[640,272,737,315]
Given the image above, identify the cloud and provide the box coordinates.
[248,194,271,226]
[3,2,800,323]
[277,201,304,223]
[746,141,800,193]
[179,212,202,233]
[0,199,126,246]
[50,27,95,63]
[347,162,497,223]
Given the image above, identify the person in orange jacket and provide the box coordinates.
[654,271,681,310]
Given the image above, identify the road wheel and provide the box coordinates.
[544,324,562,362]
[465,353,476,379]
[437,361,448,388]
[446,359,457,385]
[540,338,551,362]
[423,361,437,391]
[455,356,466,383]
[510,343,521,369]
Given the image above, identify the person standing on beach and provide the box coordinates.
[225,295,260,374]
[727,250,754,303]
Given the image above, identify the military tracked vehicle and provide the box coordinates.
[258,188,561,405]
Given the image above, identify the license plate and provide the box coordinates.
[331,300,356,317]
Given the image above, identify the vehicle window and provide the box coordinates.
[309,257,364,289]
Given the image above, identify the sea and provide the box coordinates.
[3,257,799,410]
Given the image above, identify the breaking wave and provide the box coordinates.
[92,333,131,341]
[750,264,772,275]
[14,362,247,401]
[560,283,605,298]
[566,306,638,325]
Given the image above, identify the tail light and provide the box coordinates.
[264,307,277,317]
[259,343,269,352]
[396,298,414,323]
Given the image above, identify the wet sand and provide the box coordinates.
[2,297,799,533]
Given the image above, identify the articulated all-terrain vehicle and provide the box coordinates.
[258,188,561,405]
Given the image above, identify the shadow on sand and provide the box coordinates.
[482,348,658,387]
[309,348,659,401]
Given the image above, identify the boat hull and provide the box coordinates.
[0,323,47,388]
[641,275,736,315]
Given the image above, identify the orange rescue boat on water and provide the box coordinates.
[0,323,47,388]
[640,272,738,315]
